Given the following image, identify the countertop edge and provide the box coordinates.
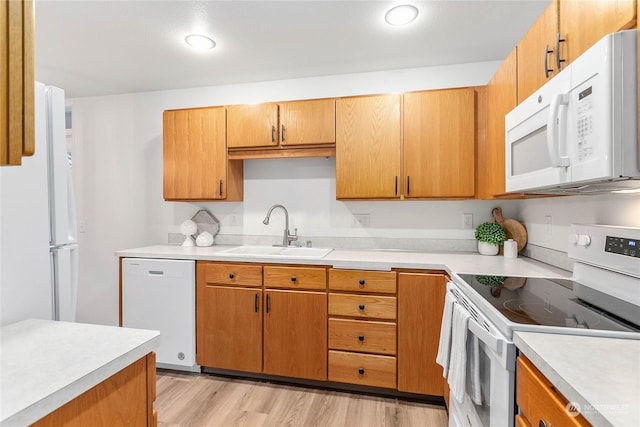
[1,324,160,427]
[514,332,621,427]
[114,245,572,279]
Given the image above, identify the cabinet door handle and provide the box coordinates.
[271,125,276,142]
[555,32,566,71]
[358,335,365,342]
[254,293,259,313]
[281,124,286,142]
[407,176,410,195]
[290,275,297,282]
[544,44,553,78]
[539,420,547,427]
[394,176,398,195]
[219,179,223,196]
[358,304,365,310]
[358,368,365,375]
[266,294,270,313]
[358,279,365,287]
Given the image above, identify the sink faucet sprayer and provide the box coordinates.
[262,204,298,247]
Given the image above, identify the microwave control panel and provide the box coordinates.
[576,86,594,161]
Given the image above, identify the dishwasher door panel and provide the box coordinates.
[122,258,198,372]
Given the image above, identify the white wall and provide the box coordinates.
[519,194,640,251]
[69,62,640,326]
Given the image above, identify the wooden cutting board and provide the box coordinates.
[492,207,527,253]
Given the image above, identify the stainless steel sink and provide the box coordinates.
[219,246,333,259]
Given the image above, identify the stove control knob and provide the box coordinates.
[570,234,591,247]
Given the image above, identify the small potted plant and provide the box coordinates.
[475,221,507,255]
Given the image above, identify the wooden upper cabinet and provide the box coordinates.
[336,94,401,199]
[1,0,35,166]
[279,98,335,146]
[479,48,522,199]
[559,0,636,69]
[227,103,278,148]
[517,0,558,103]
[403,88,475,198]
[163,107,243,201]
[227,99,335,149]
[517,0,636,104]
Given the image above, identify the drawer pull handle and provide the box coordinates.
[358,335,365,342]
[291,275,297,282]
[358,368,365,375]
[229,273,235,279]
[358,279,365,286]
[358,304,365,310]
[539,420,547,427]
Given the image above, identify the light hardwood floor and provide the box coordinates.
[155,370,449,427]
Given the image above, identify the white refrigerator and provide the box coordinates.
[0,83,78,326]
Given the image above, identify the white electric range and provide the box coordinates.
[445,224,640,427]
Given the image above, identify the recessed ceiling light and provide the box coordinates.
[185,34,216,50]
[385,5,418,26]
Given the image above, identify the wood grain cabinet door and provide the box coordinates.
[516,0,558,104]
[279,98,335,146]
[480,48,519,199]
[263,290,327,380]
[336,94,401,199]
[403,88,475,198]
[163,107,227,200]
[559,0,636,69]
[1,0,35,165]
[227,103,278,148]
[397,272,446,396]
[196,285,263,373]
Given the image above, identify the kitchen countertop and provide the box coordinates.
[514,331,640,427]
[115,244,572,278]
[0,319,160,427]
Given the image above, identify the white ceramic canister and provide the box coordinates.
[504,239,518,258]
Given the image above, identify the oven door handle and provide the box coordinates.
[468,318,503,355]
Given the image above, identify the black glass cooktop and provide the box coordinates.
[457,274,640,333]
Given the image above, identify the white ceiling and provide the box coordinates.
[34,0,549,98]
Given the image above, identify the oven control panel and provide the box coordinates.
[605,236,639,258]
[569,224,640,277]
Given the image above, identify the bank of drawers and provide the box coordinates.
[327,269,397,389]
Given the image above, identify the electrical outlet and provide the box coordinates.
[352,213,370,227]
[544,292,551,313]
[463,213,473,229]
[545,215,552,234]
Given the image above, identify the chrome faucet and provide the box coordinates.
[262,204,298,247]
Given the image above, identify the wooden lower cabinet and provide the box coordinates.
[196,285,263,372]
[516,355,590,426]
[196,262,450,399]
[328,318,396,355]
[263,289,327,380]
[397,272,447,396]
[328,350,397,389]
[32,353,157,427]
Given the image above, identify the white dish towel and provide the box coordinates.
[468,334,483,405]
[448,303,471,403]
[435,291,456,377]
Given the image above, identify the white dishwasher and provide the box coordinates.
[122,258,199,372]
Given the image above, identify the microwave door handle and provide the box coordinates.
[468,318,504,355]
[546,93,570,167]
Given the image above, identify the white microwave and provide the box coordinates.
[505,30,639,194]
